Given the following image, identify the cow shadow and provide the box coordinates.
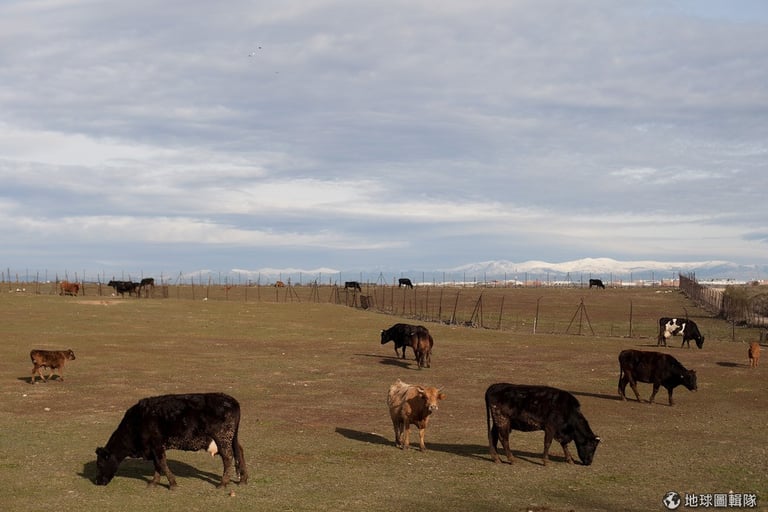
[568,390,622,402]
[335,427,516,463]
[354,353,415,369]
[716,361,747,368]
[80,459,221,488]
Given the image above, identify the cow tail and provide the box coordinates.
[232,418,248,483]
[484,389,492,441]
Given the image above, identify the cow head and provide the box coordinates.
[417,386,445,412]
[67,349,76,361]
[682,369,698,391]
[94,447,119,485]
[576,435,601,466]
[695,336,705,349]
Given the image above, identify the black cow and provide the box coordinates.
[95,392,248,489]
[485,383,600,466]
[107,280,140,297]
[657,317,705,349]
[618,349,698,406]
[588,279,605,289]
[380,323,434,368]
[344,281,362,292]
[398,278,414,289]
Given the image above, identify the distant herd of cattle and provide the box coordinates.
[26,310,761,490]
[58,278,155,297]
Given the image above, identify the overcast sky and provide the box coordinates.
[1,0,766,279]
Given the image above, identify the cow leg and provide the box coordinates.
[542,429,555,466]
[391,418,403,448]
[417,426,427,452]
[216,440,234,488]
[488,424,502,463]
[666,387,675,407]
[560,442,575,464]
[618,373,628,400]
[149,449,177,489]
[648,384,661,405]
[626,374,643,402]
[402,422,411,449]
[498,427,514,464]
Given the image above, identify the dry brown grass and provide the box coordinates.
[0,287,765,511]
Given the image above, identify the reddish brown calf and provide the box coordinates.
[387,379,445,451]
[748,342,761,368]
[30,349,76,383]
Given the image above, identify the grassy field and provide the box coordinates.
[0,287,765,511]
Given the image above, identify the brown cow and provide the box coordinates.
[386,379,445,451]
[30,349,76,383]
[748,342,761,368]
[59,281,80,296]
[274,281,285,287]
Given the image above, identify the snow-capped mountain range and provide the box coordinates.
[230,258,767,283]
[443,258,767,281]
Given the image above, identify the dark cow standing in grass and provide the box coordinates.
[588,279,605,289]
[618,349,698,406]
[657,317,705,349]
[387,379,445,451]
[107,280,140,297]
[344,281,362,292]
[485,383,600,466]
[398,278,414,289]
[380,323,434,368]
[139,277,155,297]
[29,349,76,383]
[59,280,80,296]
[95,392,248,489]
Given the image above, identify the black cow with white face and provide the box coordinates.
[485,383,600,466]
[95,393,248,489]
[618,349,698,406]
[657,317,705,349]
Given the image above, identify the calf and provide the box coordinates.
[380,323,434,367]
[657,317,705,349]
[618,349,697,406]
[95,392,248,489]
[485,383,600,466]
[29,349,76,383]
[748,342,761,368]
[59,280,80,296]
[387,379,445,451]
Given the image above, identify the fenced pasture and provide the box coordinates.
[0,288,765,512]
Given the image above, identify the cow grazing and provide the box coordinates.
[387,379,445,451]
[485,383,600,466]
[139,278,155,297]
[588,279,605,289]
[344,281,362,292]
[95,392,248,489]
[274,280,285,287]
[29,349,76,383]
[380,323,434,367]
[657,317,705,349]
[618,349,697,406]
[398,278,414,289]
[748,342,761,368]
[107,280,140,297]
[59,281,80,296]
